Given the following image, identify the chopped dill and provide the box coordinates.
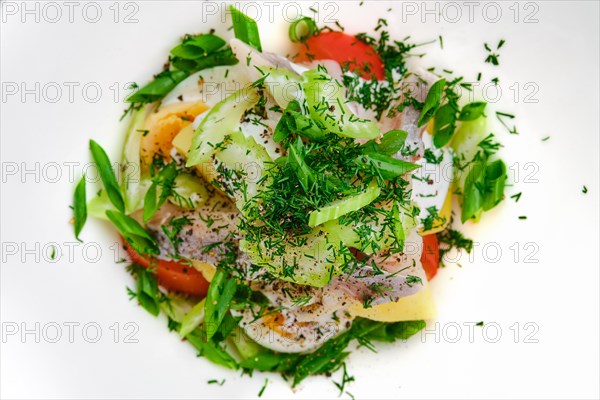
[496,111,519,135]
[258,378,268,397]
[510,192,522,202]
[438,228,474,264]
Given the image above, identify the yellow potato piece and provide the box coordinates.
[190,260,216,282]
[171,123,193,152]
[349,284,436,322]
[172,124,219,184]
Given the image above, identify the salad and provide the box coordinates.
[72,6,507,389]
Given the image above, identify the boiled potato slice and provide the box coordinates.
[172,124,219,184]
[190,260,216,282]
[349,283,436,322]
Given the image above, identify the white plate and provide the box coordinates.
[1,1,598,399]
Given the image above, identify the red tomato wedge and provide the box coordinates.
[123,240,209,297]
[421,234,440,281]
[296,31,385,80]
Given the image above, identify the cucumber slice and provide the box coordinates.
[302,69,379,140]
[179,298,206,338]
[170,173,208,209]
[308,182,380,227]
[121,107,148,213]
[186,87,259,167]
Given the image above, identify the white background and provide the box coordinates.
[1,1,599,399]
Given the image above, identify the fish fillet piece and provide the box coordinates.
[144,198,239,265]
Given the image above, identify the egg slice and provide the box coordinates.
[140,100,208,167]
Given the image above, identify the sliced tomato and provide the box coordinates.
[421,234,440,281]
[123,240,209,298]
[296,31,385,80]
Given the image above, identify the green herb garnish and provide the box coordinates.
[496,111,519,135]
[510,192,522,202]
[73,176,87,240]
[417,78,446,127]
[289,17,318,43]
[126,263,163,316]
[462,156,507,223]
[484,40,504,66]
[124,31,237,118]
[421,206,445,231]
[161,216,193,257]
[423,149,443,164]
[258,378,268,397]
[204,269,238,340]
[458,102,487,121]
[89,140,125,213]
[361,130,408,155]
[143,162,178,222]
[230,5,262,51]
[106,210,159,256]
[438,228,474,263]
[333,363,355,395]
[126,70,188,107]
